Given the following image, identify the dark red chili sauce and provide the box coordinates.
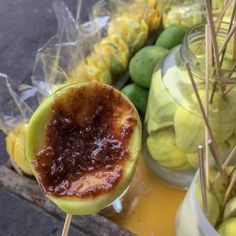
[34,84,137,198]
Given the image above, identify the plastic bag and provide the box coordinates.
[0,73,37,175]
[31,0,110,101]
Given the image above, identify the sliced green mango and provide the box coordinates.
[146,128,190,170]
[145,70,177,134]
[174,90,235,152]
[218,218,236,236]
[195,183,220,226]
[223,197,236,220]
[26,82,141,215]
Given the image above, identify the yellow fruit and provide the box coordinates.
[133,0,162,34]
[223,197,236,220]
[26,82,141,215]
[147,128,190,170]
[145,70,177,134]
[94,35,129,75]
[195,183,220,226]
[174,91,235,153]
[6,122,33,175]
[68,61,112,85]
[108,14,148,53]
[218,218,236,236]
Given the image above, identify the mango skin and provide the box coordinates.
[26,82,142,215]
[6,122,33,175]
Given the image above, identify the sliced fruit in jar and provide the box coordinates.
[195,183,220,227]
[26,82,141,215]
[174,90,235,153]
[223,197,236,220]
[145,69,177,134]
[146,128,190,170]
[218,217,236,236]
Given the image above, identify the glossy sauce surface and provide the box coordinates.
[34,84,137,198]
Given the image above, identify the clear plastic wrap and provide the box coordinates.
[0,73,38,175]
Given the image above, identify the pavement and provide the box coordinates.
[0,0,97,235]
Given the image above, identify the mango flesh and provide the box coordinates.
[6,122,33,175]
[26,82,142,215]
[195,183,220,227]
[223,197,236,220]
[218,218,236,236]
[146,128,191,170]
[145,70,177,134]
[174,91,235,153]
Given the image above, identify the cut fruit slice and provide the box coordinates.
[218,217,236,236]
[223,197,236,220]
[26,82,141,215]
[146,128,190,170]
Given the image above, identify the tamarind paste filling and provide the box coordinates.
[34,84,137,198]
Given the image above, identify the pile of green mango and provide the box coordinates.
[145,64,236,171]
[121,26,187,117]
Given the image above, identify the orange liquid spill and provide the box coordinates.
[108,156,186,236]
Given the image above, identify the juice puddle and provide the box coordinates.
[106,156,186,236]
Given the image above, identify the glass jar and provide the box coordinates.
[176,171,220,236]
[144,23,236,189]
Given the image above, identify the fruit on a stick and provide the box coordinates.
[223,197,236,220]
[147,128,191,170]
[6,122,33,175]
[26,82,141,215]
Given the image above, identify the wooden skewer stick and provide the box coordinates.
[223,171,236,205]
[198,145,208,217]
[204,0,221,80]
[185,63,229,183]
[219,23,236,56]
[215,146,236,182]
[219,2,236,66]
[61,214,72,236]
[208,139,228,184]
[205,24,211,188]
[215,0,233,25]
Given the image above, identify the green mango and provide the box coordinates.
[26,82,142,215]
[145,70,177,134]
[195,183,220,227]
[218,218,236,236]
[146,128,190,170]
